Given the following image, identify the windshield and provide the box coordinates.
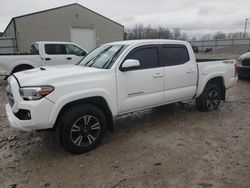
[79,44,127,69]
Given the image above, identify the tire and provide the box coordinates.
[196,83,222,112]
[238,74,244,80]
[56,104,107,154]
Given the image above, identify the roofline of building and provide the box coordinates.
[3,3,124,34]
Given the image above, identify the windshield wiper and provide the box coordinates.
[85,46,112,67]
[102,45,124,69]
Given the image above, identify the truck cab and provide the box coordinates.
[36,41,87,66]
[0,41,87,76]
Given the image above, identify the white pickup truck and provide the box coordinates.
[5,40,237,154]
[0,41,87,76]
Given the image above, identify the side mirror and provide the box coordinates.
[121,59,140,71]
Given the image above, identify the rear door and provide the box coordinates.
[161,44,198,103]
[43,44,67,66]
[116,45,165,114]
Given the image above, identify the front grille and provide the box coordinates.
[241,58,250,66]
[6,84,15,107]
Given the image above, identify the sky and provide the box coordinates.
[0,0,249,39]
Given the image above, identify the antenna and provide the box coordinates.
[75,0,79,18]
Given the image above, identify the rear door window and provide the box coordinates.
[162,45,190,66]
[45,44,66,55]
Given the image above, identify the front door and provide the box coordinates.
[65,44,87,64]
[43,44,67,66]
[116,45,165,114]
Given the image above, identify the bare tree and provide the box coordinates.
[172,28,181,39]
[201,34,212,40]
[213,32,226,40]
[125,24,189,40]
[227,32,244,39]
[191,37,197,41]
[158,27,172,39]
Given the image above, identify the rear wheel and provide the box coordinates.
[196,83,222,112]
[56,104,107,154]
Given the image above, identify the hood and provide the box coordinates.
[14,64,104,87]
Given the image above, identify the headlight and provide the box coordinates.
[19,86,54,100]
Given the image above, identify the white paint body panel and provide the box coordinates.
[5,40,237,131]
[117,67,165,114]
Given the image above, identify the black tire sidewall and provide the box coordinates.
[57,104,107,154]
[197,83,221,112]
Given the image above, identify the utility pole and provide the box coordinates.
[243,18,248,38]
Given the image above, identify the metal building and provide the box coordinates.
[2,3,124,52]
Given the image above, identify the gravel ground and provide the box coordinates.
[0,78,250,188]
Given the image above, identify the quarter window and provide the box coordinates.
[126,47,158,69]
[162,45,190,66]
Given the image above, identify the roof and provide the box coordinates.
[35,41,80,44]
[3,3,124,34]
[107,39,188,46]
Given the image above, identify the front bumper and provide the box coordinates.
[5,76,56,131]
[5,97,55,131]
[5,104,32,131]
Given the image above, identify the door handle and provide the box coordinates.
[186,69,194,73]
[45,58,51,61]
[67,57,72,60]
[153,73,163,78]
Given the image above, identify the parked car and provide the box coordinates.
[5,39,237,154]
[237,51,250,79]
[0,41,87,77]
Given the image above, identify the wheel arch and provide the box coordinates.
[11,64,34,74]
[203,76,226,101]
[53,96,114,132]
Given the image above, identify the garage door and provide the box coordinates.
[71,28,96,52]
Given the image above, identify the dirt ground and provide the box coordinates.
[0,78,250,188]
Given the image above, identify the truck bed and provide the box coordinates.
[0,53,36,56]
[196,58,225,63]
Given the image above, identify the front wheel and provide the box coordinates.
[196,83,222,112]
[56,104,107,154]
